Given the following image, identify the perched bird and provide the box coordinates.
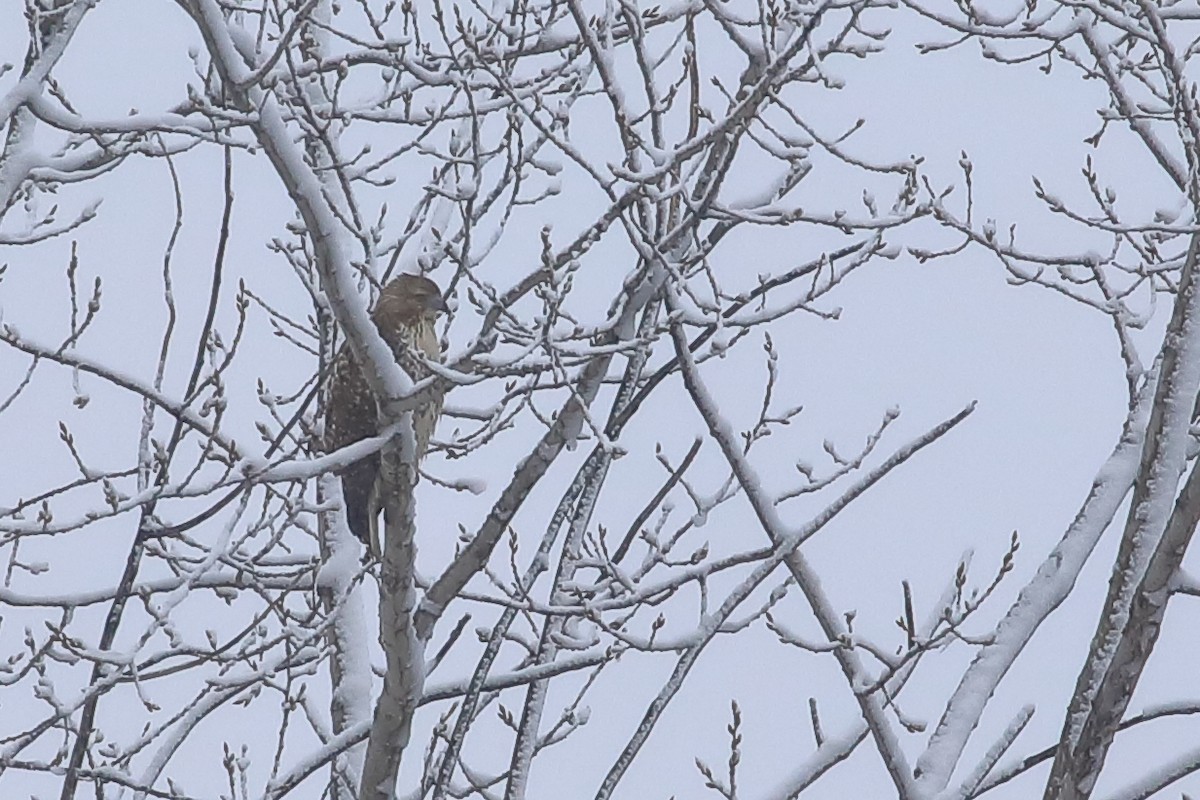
[324,274,447,555]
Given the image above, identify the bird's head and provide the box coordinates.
[375,274,449,323]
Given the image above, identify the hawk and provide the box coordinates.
[324,274,447,555]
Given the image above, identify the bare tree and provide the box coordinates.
[3,0,1198,799]
[894,0,1200,797]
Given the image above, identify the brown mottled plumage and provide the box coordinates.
[324,274,447,555]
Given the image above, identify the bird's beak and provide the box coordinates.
[429,293,450,315]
